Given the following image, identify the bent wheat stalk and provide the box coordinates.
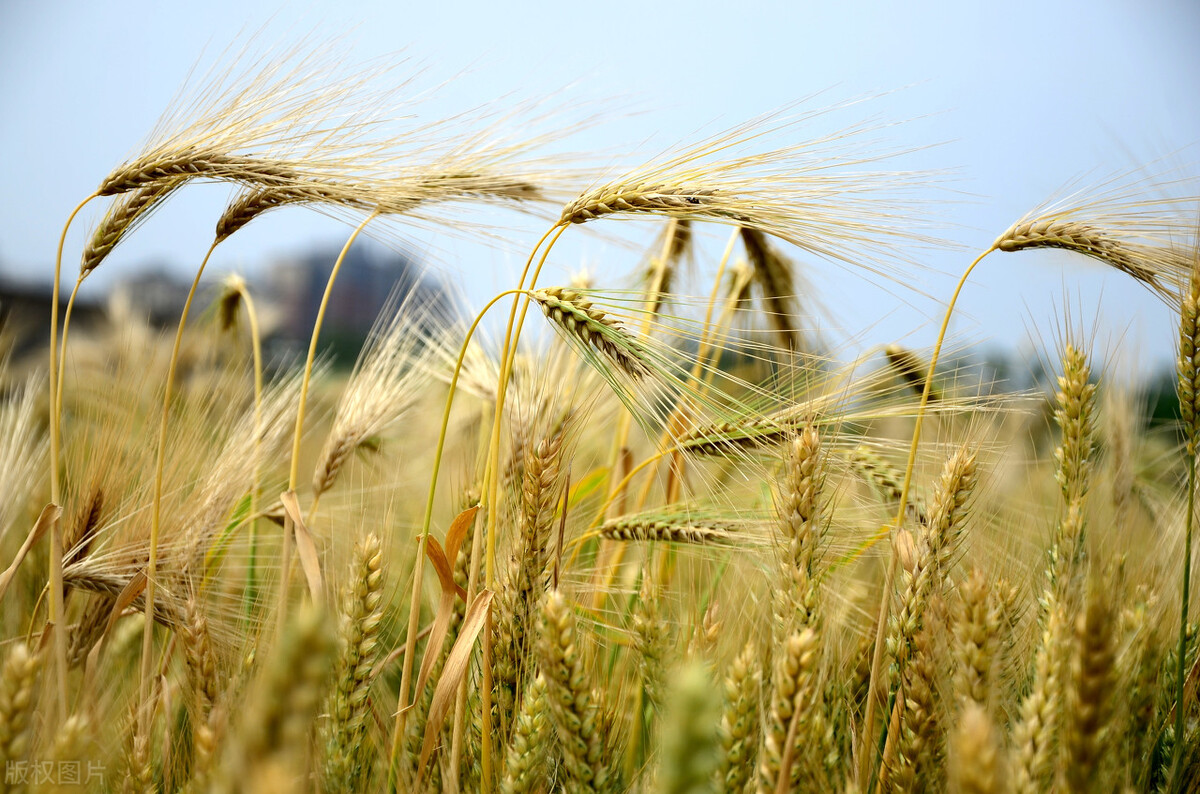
[142,239,220,733]
[46,192,99,725]
[280,210,380,624]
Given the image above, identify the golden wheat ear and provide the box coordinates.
[994,185,1200,307]
[529,286,653,379]
[557,106,943,284]
[81,179,184,276]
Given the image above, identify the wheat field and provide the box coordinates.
[2,45,1200,794]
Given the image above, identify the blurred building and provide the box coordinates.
[264,242,451,363]
[0,242,452,372]
[0,277,104,365]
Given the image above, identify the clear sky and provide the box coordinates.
[2,1,1198,376]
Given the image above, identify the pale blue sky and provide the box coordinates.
[2,1,1198,375]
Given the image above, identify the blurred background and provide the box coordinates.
[1,0,1198,382]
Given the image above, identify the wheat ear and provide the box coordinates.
[1175,254,1200,775]
[882,623,941,794]
[952,567,1002,712]
[500,674,552,794]
[600,518,737,545]
[494,434,564,724]
[97,152,300,196]
[757,627,830,793]
[948,703,1005,794]
[658,663,722,794]
[643,218,692,314]
[718,642,762,794]
[537,590,617,794]
[887,446,977,693]
[849,446,930,527]
[1058,588,1116,791]
[215,606,334,793]
[325,534,385,791]
[741,227,802,351]
[997,218,1174,300]
[884,344,941,402]
[81,179,183,275]
[183,595,220,770]
[1011,602,1068,794]
[530,287,652,379]
[0,643,40,775]
[774,425,828,638]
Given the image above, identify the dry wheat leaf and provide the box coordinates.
[0,503,61,602]
[412,535,457,703]
[281,490,323,601]
[411,507,479,713]
[445,505,478,566]
[417,589,493,777]
[84,570,147,693]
